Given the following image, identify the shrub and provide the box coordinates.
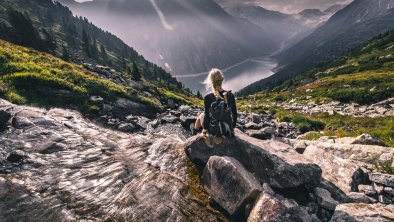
[273,95,286,102]
[372,158,394,175]
[328,87,394,105]
[298,123,310,134]
[332,66,359,75]
[302,132,323,140]
[5,91,26,104]
[291,115,326,133]
[87,104,100,114]
[278,115,292,123]
[270,108,277,115]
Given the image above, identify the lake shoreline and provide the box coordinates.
[175,57,278,94]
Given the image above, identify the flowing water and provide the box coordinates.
[0,102,225,221]
[175,57,277,94]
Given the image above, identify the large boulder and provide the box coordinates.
[303,144,363,193]
[351,134,387,147]
[185,130,322,189]
[314,187,339,211]
[299,140,394,167]
[202,156,262,215]
[0,109,11,132]
[179,114,197,128]
[248,186,319,222]
[330,203,394,222]
[250,113,261,124]
[111,98,156,118]
[369,173,394,187]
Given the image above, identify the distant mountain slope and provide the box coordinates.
[239,0,394,95]
[58,0,277,76]
[324,4,346,14]
[297,9,325,19]
[0,0,185,93]
[223,4,326,52]
[241,30,394,105]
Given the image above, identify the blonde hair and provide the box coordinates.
[203,68,224,97]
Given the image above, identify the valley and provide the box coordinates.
[176,57,277,94]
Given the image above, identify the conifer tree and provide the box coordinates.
[131,62,141,81]
[100,44,107,62]
[196,91,202,99]
[82,29,91,57]
[62,45,70,61]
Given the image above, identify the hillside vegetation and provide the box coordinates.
[237,31,394,146]
[0,0,188,93]
[239,30,394,105]
[0,40,200,114]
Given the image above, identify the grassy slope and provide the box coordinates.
[237,31,394,147]
[0,39,201,114]
[0,0,191,95]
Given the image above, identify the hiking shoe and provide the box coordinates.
[204,136,214,148]
[190,123,196,135]
[213,136,223,144]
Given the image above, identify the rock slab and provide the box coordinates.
[186,131,322,189]
[369,173,394,187]
[248,189,318,222]
[330,203,394,222]
[202,156,262,215]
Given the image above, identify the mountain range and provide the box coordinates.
[222,4,342,53]
[239,0,394,95]
[59,0,279,76]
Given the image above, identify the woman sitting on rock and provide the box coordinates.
[192,68,237,143]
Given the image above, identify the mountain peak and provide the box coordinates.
[323,4,346,14]
[298,8,325,19]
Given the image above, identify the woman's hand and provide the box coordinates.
[202,129,208,137]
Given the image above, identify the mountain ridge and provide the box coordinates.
[59,0,277,77]
[239,0,394,95]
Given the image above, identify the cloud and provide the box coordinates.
[217,0,353,14]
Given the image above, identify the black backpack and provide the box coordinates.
[209,91,234,137]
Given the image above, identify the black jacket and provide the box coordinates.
[203,90,237,130]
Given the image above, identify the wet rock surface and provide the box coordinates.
[0,100,224,221]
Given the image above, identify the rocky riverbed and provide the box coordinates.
[249,97,394,118]
[1,98,394,222]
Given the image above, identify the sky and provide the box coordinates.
[74,0,353,14]
[217,0,353,14]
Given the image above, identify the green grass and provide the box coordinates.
[160,88,203,108]
[277,110,394,147]
[238,31,394,106]
[373,158,394,174]
[236,32,394,147]
[0,39,162,113]
[277,112,326,133]
[301,132,323,140]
